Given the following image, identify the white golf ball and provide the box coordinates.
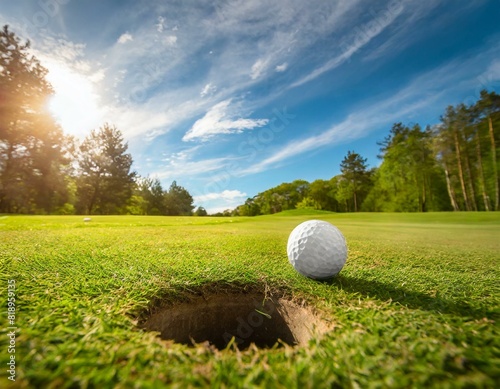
[287,220,348,280]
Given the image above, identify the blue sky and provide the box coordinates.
[1,0,499,213]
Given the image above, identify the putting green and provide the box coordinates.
[1,211,499,387]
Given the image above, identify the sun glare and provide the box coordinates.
[46,62,103,135]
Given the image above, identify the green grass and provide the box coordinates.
[1,211,499,388]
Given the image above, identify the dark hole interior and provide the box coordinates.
[143,292,314,350]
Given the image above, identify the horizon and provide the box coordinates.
[1,0,499,213]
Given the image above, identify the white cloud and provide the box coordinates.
[200,82,217,97]
[275,62,288,72]
[482,59,500,84]
[161,147,200,165]
[146,147,235,198]
[194,190,247,202]
[251,58,268,80]
[107,107,170,140]
[156,16,165,32]
[104,96,206,140]
[89,68,105,83]
[193,189,248,214]
[117,33,133,44]
[163,35,177,46]
[183,100,269,142]
[38,36,86,63]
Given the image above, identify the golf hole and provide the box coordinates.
[141,288,331,350]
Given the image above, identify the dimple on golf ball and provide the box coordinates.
[287,220,348,280]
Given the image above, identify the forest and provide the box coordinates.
[1,25,499,216]
[235,93,500,215]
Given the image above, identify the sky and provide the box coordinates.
[1,0,499,213]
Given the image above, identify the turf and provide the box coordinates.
[1,212,499,388]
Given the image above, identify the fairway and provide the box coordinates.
[1,212,499,388]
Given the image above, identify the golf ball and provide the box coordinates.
[287,220,347,280]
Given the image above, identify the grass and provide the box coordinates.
[1,211,499,388]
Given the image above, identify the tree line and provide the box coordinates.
[235,91,499,215]
[0,25,197,215]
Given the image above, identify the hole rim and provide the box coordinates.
[138,284,333,351]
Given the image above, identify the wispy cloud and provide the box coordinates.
[163,35,177,46]
[275,62,288,72]
[482,59,500,84]
[117,32,133,44]
[107,96,207,140]
[250,58,268,80]
[200,83,217,97]
[37,35,87,63]
[289,1,405,88]
[182,100,269,142]
[152,154,231,182]
[363,1,481,62]
[156,16,165,33]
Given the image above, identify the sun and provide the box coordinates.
[45,61,103,135]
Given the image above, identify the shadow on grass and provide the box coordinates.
[325,275,493,320]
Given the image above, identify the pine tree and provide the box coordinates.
[164,181,194,216]
[477,90,500,210]
[76,124,135,214]
[339,151,369,212]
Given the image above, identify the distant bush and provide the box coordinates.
[55,203,75,215]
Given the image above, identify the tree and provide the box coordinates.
[369,123,448,212]
[476,90,500,210]
[296,197,320,210]
[339,151,370,212]
[164,181,194,216]
[0,25,70,213]
[450,106,472,210]
[194,206,208,216]
[435,111,463,211]
[309,179,339,211]
[134,176,166,215]
[251,180,310,214]
[129,176,196,216]
[435,97,499,212]
[126,194,148,215]
[469,104,490,211]
[407,124,444,212]
[238,197,261,216]
[76,124,135,214]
